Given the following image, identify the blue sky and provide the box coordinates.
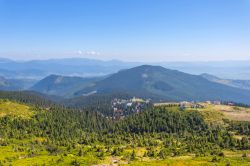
[0,0,250,62]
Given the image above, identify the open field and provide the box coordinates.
[214,105,250,121]
[123,156,250,166]
[186,103,250,123]
[0,99,33,118]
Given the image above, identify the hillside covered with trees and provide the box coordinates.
[0,96,249,165]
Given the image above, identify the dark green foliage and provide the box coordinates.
[227,121,250,135]
[0,98,249,160]
[46,145,61,155]
[63,93,132,116]
[211,156,220,162]
[71,159,80,166]
[130,150,136,160]
[116,107,207,134]
[111,147,124,156]
[0,91,59,108]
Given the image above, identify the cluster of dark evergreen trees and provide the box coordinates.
[0,104,249,157]
[0,91,58,108]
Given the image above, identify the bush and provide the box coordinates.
[218,152,224,157]
[46,145,61,155]
[130,150,136,160]
[71,159,80,166]
[242,153,247,157]
[211,156,220,162]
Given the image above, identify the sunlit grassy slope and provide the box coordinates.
[0,99,33,118]
[124,155,250,166]
[186,103,250,124]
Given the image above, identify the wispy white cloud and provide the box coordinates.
[85,51,100,56]
[77,50,83,55]
[76,50,100,56]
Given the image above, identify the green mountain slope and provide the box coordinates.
[0,90,60,107]
[77,65,250,104]
[0,76,36,90]
[30,75,102,97]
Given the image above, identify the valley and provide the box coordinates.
[0,64,250,165]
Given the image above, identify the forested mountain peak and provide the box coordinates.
[76,65,250,105]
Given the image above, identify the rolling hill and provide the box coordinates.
[0,76,15,90]
[201,73,250,90]
[30,74,102,97]
[76,65,250,104]
[0,76,36,91]
[0,90,60,107]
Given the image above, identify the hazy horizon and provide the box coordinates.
[3,56,250,63]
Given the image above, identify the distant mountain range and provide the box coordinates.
[2,57,250,105]
[0,58,138,79]
[74,65,250,104]
[1,57,250,80]
[201,73,250,91]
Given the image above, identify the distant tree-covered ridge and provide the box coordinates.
[75,65,250,105]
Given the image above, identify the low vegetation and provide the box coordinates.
[185,102,250,123]
[0,97,249,165]
[0,99,33,118]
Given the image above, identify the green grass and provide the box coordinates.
[185,103,250,124]
[10,155,98,166]
[1,138,249,166]
[121,155,250,166]
[0,141,99,166]
[0,99,33,118]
